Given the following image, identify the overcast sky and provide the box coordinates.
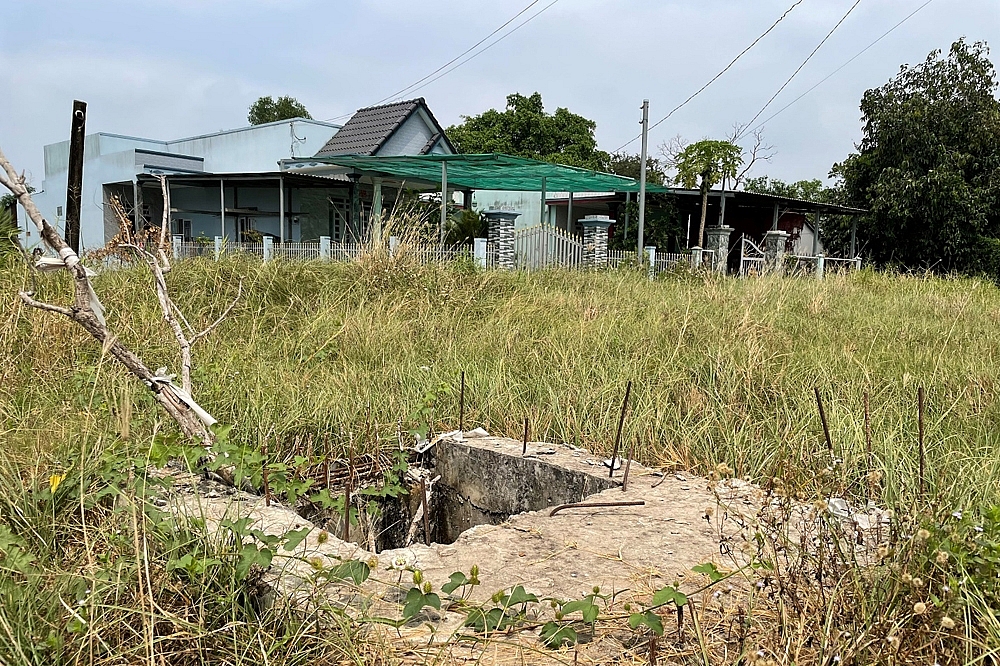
[2,0,998,189]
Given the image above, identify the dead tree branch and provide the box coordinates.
[0,145,214,443]
[729,124,775,189]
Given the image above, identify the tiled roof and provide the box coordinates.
[314,99,422,157]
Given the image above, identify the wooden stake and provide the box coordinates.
[815,387,833,451]
[344,442,354,542]
[610,380,632,478]
[65,100,87,254]
[522,417,529,456]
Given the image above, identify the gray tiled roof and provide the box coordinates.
[314,99,422,157]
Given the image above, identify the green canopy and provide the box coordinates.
[303,153,666,193]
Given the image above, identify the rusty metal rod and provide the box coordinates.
[622,449,634,492]
[815,387,833,451]
[549,501,645,517]
[459,371,465,432]
[420,477,431,545]
[609,380,633,478]
[522,417,529,456]
[261,444,271,507]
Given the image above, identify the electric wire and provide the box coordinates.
[322,0,555,122]
[738,0,865,138]
[612,0,806,153]
[745,0,937,135]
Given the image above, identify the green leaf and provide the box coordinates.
[402,588,441,619]
[324,559,370,585]
[540,621,578,648]
[463,607,510,632]
[282,527,311,551]
[651,586,687,608]
[236,544,273,581]
[628,610,664,636]
[692,561,725,583]
[561,599,599,623]
[502,585,538,607]
[442,571,469,595]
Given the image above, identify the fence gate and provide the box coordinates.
[739,236,766,275]
[513,224,584,269]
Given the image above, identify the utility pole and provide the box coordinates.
[65,100,87,253]
[636,99,649,256]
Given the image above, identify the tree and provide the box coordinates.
[605,153,682,252]
[248,96,312,125]
[673,140,742,248]
[834,39,1000,272]
[446,92,610,170]
[743,176,831,202]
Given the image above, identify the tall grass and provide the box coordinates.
[4,253,1000,509]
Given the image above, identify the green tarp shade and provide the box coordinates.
[304,153,666,193]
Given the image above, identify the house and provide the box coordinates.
[26,97,455,250]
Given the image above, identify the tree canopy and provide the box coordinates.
[742,176,834,203]
[673,140,742,248]
[248,96,312,125]
[835,39,1000,272]
[446,93,610,170]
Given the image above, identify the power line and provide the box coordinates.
[745,0,937,135]
[401,0,561,99]
[371,0,543,107]
[613,0,806,154]
[738,0,865,138]
[322,0,554,122]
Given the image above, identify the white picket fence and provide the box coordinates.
[513,224,584,269]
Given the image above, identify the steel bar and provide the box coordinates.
[622,450,634,492]
[610,380,633,478]
[522,418,529,456]
[815,387,833,451]
[459,371,465,432]
[549,501,645,517]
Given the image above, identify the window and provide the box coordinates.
[171,218,192,241]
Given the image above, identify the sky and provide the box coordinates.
[1,0,998,190]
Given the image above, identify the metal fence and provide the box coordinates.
[608,249,639,268]
[273,242,321,261]
[513,224,584,269]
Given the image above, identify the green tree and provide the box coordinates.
[248,96,312,125]
[446,92,610,170]
[834,39,1000,272]
[742,176,831,202]
[673,140,742,248]
[606,153,681,252]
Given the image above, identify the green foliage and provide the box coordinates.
[607,153,667,186]
[673,140,743,193]
[248,95,312,125]
[743,176,833,203]
[445,208,485,245]
[834,39,1000,273]
[446,92,610,170]
[539,621,578,648]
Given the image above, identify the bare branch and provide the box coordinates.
[18,291,72,316]
[191,281,243,345]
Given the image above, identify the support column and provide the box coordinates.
[813,214,822,256]
[372,178,383,241]
[440,162,448,244]
[164,177,172,237]
[484,210,519,270]
[850,216,858,258]
[581,215,613,269]
[705,225,734,274]
[623,192,631,238]
[771,202,780,231]
[539,177,547,226]
[133,181,142,232]
[279,176,286,243]
[220,179,226,238]
[567,191,574,233]
[764,230,789,274]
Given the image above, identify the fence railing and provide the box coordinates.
[608,249,639,268]
[513,224,584,269]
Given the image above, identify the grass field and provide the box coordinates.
[3,252,1000,663]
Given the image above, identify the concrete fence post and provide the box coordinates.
[764,230,789,274]
[581,215,613,268]
[389,235,400,257]
[690,246,703,269]
[214,236,223,261]
[815,253,825,280]
[319,235,331,260]
[262,236,273,263]
[705,225,734,275]
[172,235,183,261]
[483,211,520,270]
[645,245,656,280]
[473,237,487,269]
[854,256,862,270]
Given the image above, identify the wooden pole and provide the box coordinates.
[610,380,633,478]
[918,386,925,497]
[65,100,87,253]
[814,388,833,451]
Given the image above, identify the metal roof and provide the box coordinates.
[314,98,453,157]
[301,153,668,193]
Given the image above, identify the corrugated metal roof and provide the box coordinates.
[314,99,424,157]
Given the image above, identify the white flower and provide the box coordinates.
[952,511,963,520]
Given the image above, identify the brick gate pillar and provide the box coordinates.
[705,225,734,274]
[484,210,520,270]
[764,230,789,274]
[581,215,613,268]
